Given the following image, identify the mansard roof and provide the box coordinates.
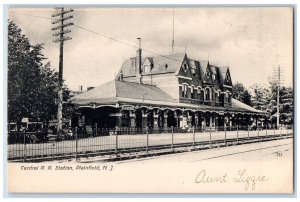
[118,52,233,87]
[119,53,186,77]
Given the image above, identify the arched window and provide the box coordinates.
[181,84,188,98]
[197,88,201,100]
[201,89,205,101]
[225,92,229,103]
[205,88,210,100]
[191,87,195,99]
[215,91,218,102]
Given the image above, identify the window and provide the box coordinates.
[191,87,194,99]
[144,65,151,73]
[201,90,204,101]
[206,70,211,79]
[131,58,136,67]
[225,73,230,83]
[225,92,229,103]
[212,74,216,81]
[183,64,188,72]
[191,68,196,76]
[165,64,168,70]
[205,88,210,100]
[197,88,201,100]
[181,84,188,98]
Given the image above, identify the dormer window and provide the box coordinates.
[212,74,216,81]
[191,68,196,76]
[183,64,188,72]
[225,73,230,83]
[131,58,135,67]
[144,65,151,73]
[206,71,211,79]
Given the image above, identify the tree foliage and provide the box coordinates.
[8,20,72,125]
[268,81,293,125]
[250,84,270,111]
[232,82,252,106]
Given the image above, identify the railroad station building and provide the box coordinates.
[71,47,269,130]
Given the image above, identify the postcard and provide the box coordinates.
[6,6,294,193]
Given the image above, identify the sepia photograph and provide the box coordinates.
[5,6,294,194]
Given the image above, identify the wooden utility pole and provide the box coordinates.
[276,66,280,129]
[52,7,74,138]
[272,65,284,129]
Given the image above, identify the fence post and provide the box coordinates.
[171,126,174,151]
[209,129,212,148]
[75,127,78,161]
[257,127,259,142]
[273,125,275,140]
[192,126,195,149]
[146,127,149,153]
[236,125,239,144]
[224,126,227,146]
[23,129,26,162]
[95,123,98,136]
[266,124,268,137]
[247,125,250,141]
[115,128,118,153]
[280,127,282,139]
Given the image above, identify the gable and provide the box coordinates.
[177,55,192,78]
[204,65,213,82]
[143,57,153,73]
[224,69,233,86]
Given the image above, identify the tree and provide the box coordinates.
[232,82,252,106]
[8,20,43,124]
[250,84,270,111]
[8,20,73,126]
[268,82,293,125]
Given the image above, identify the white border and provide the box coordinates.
[1,0,299,201]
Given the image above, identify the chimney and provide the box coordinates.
[136,38,142,83]
[79,85,83,91]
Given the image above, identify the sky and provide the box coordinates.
[8,7,293,91]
